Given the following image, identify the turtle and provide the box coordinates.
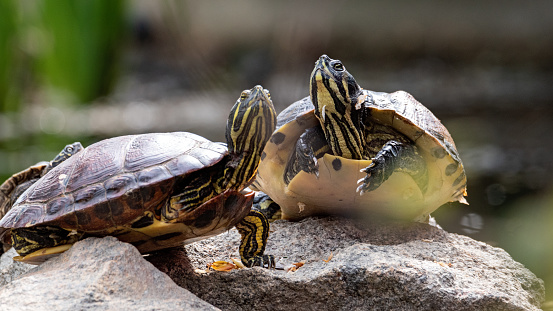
[0,142,83,255]
[0,142,83,221]
[0,85,277,267]
[252,55,467,222]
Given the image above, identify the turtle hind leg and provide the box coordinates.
[11,226,82,257]
[253,191,282,221]
[235,210,275,268]
[357,140,428,194]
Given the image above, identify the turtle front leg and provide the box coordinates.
[284,127,330,183]
[357,141,428,194]
[235,210,275,268]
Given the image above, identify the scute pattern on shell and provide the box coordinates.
[0,132,228,231]
[0,162,49,221]
[276,97,315,130]
[364,90,457,156]
[274,90,459,159]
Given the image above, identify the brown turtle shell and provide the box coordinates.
[0,162,48,222]
[0,132,252,252]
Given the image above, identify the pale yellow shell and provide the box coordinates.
[254,90,467,222]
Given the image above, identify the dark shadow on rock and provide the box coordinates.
[145,246,199,281]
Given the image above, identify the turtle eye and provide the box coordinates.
[332,62,344,71]
[265,90,271,100]
[66,146,73,153]
[240,90,250,100]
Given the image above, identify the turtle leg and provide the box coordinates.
[284,127,330,183]
[235,210,275,268]
[357,140,428,194]
[252,191,281,221]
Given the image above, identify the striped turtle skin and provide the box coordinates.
[0,85,277,267]
[253,55,467,222]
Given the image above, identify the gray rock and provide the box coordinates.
[0,248,34,287]
[0,218,544,310]
[0,237,219,311]
[150,217,544,311]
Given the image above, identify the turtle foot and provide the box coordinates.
[356,140,405,194]
[245,254,276,269]
[235,210,273,269]
[357,140,428,195]
[357,158,387,195]
[14,243,73,265]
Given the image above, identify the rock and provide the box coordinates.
[156,217,544,311]
[0,218,544,310]
[0,248,34,287]
[0,237,219,311]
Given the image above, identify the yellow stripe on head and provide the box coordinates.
[225,85,277,189]
[310,55,364,159]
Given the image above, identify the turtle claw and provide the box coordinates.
[246,254,276,269]
[357,160,381,194]
[356,176,372,195]
[356,184,366,196]
[360,162,376,173]
[357,170,373,195]
[312,156,319,179]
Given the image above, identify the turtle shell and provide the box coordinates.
[0,132,253,254]
[0,162,48,222]
[254,89,467,221]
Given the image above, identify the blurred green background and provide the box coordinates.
[0,0,552,305]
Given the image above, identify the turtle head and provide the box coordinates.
[310,55,361,107]
[310,55,364,159]
[225,85,277,188]
[49,142,83,169]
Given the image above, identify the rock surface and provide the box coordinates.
[0,218,544,311]
[0,237,218,311]
[150,217,545,311]
[0,248,34,287]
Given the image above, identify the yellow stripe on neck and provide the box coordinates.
[315,74,364,160]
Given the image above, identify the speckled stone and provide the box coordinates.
[0,218,544,310]
[159,217,545,311]
[0,248,34,287]
[0,237,218,311]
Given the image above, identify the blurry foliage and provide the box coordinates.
[0,0,127,113]
[496,191,553,304]
[0,0,20,112]
[36,0,127,104]
[0,0,127,180]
